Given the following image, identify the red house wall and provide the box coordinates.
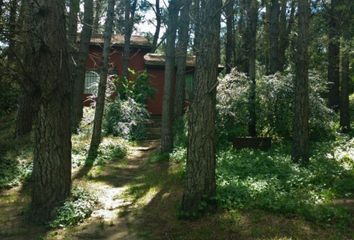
[85,46,183,116]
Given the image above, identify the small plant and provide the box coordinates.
[50,187,97,228]
[114,69,155,104]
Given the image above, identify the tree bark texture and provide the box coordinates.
[174,0,191,119]
[292,0,310,164]
[71,0,94,132]
[152,0,161,52]
[181,0,221,213]
[161,0,179,153]
[15,90,36,137]
[269,0,280,74]
[327,0,340,111]
[68,0,80,47]
[225,0,234,74]
[278,0,294,71]
[247,0,258,137]
[23,0,72,221]
[93,0,104,33]
[121,0,138,78]
[88,0,115,160]
[340,38,351,133]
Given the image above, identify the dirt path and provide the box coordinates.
[0,140,160,240]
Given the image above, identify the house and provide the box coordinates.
[84,34,195,115]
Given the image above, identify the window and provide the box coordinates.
[84,71,100,94]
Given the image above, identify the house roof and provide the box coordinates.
[144,53,196,67]
[88,34,152,49]
[144,53,224,69]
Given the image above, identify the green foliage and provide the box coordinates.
[0,156,32,189]
[95,140,128,166]
[0,64,19,116]
[50,187,97,228]
[114,70,155,104]
[104,97,150,140]
[216,137,354,226]
[85,139,128,166]
[217,68,336,141]
[148,151,170,163]
[173,116,188,148]
[170,147,187,163]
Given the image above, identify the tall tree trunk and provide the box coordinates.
[93,0,104,34]
[339,37,351,133]
[87,0,115,161]
[7,0,17,61]
[174,0,191,119]
[236,0,249,74]
[68,0,80,46]
[152,0,161,52]
[263,1,271,73]
[15,91,35,137]
[327,0,340,111]
[269,0,280,74]
[71,0,94,132]
[278,0,294,71]
[23,0,72,221]
[14,0,36,138]
[161,0,179,153]
[248,0,258,137]
[181,0,221,214]
[121,0,137,79]
[292,0,310,164]
[192,0,200,54]
[225,0,234,74]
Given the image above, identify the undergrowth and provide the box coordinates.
[49,187,97,228]
[216,135,354,227]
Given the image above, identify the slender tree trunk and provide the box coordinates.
[225,0,234,74]
[121,0,137,79]
[72,0,94,132]
[7,0,17,61]
[340,37,351,133]
[13,0,36,138]
[68,0,80,46]
[23,0,72,221]
[248,0,258,137]
[292,0,310,164]
[15,91,35,137]
[152,0,161,51]
[87,0,115,161]
[263,1,271,73]
[269,0,280,74]
[181,0,221,214]
[161,0,179,153]
[174,0,191,119]
[327,0,340,111]
[192,0,200,54]
[93,0,103,34]
[236,0,248,74]
[278,0,294,71]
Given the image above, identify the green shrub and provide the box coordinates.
[92,139,128,166]
[104,97,150,140]
[50,187,97,228]
[216,141,354,226]
[217,68,336,141]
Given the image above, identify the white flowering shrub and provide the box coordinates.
[217,68,335,140]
